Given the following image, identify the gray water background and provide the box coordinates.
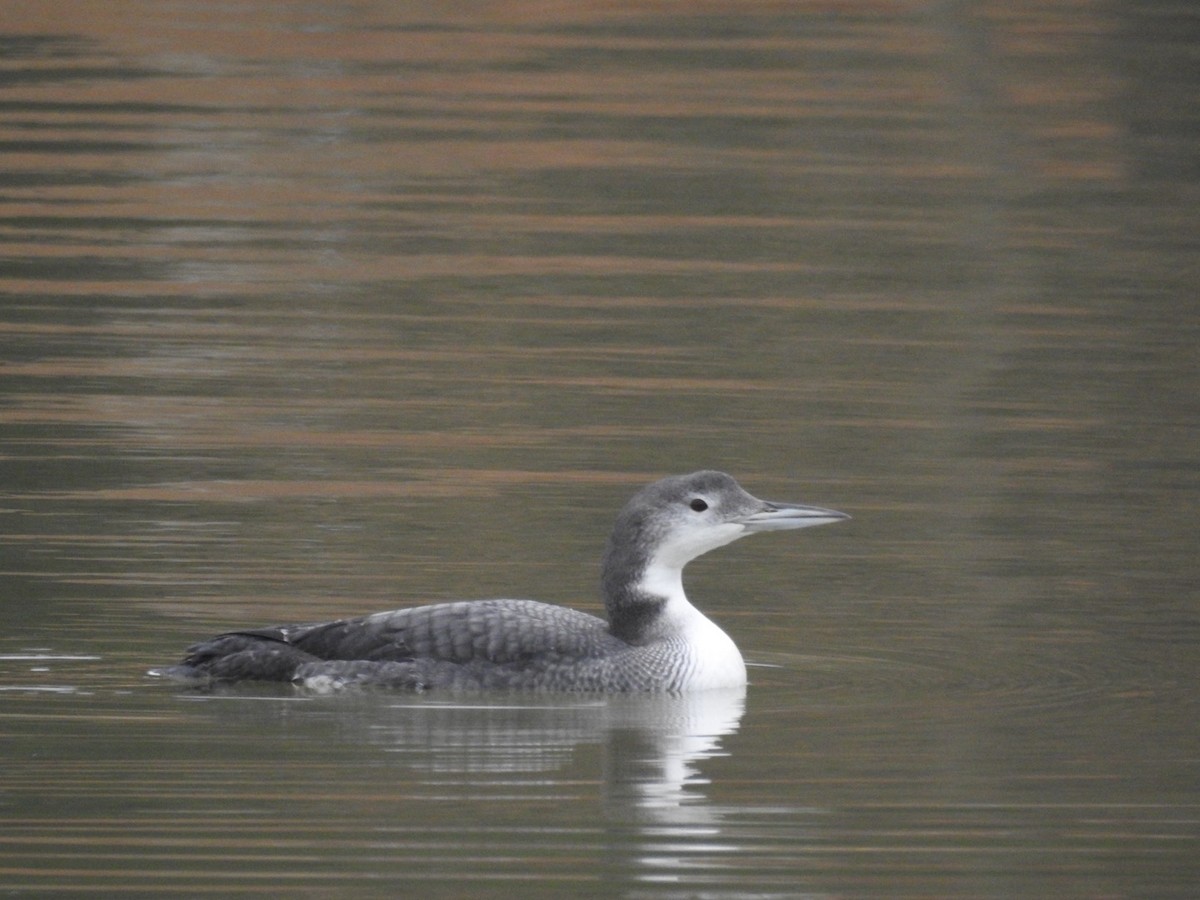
[1,2,1197,896]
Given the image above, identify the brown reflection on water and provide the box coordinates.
[1,1,1198,898]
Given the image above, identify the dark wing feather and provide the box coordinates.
[158,599,624,688]
[282,599,616,665]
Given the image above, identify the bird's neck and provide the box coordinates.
[601,536,746,688]
[602,535,699,643]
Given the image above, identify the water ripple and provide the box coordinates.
[749,641,1127,716]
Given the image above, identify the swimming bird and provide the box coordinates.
[152,471,848,692]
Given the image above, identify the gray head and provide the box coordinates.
[601,471,848,638]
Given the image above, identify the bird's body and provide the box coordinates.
[152,471,847,692]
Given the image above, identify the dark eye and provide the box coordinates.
[689,498,709,512]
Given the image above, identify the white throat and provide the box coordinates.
[637,561,747,690]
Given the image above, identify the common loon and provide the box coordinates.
[152,471,848,692]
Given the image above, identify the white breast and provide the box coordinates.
[640,561,748,690]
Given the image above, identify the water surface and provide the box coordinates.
[1,2,1197,896]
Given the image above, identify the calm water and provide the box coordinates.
[2,1,1198,896]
